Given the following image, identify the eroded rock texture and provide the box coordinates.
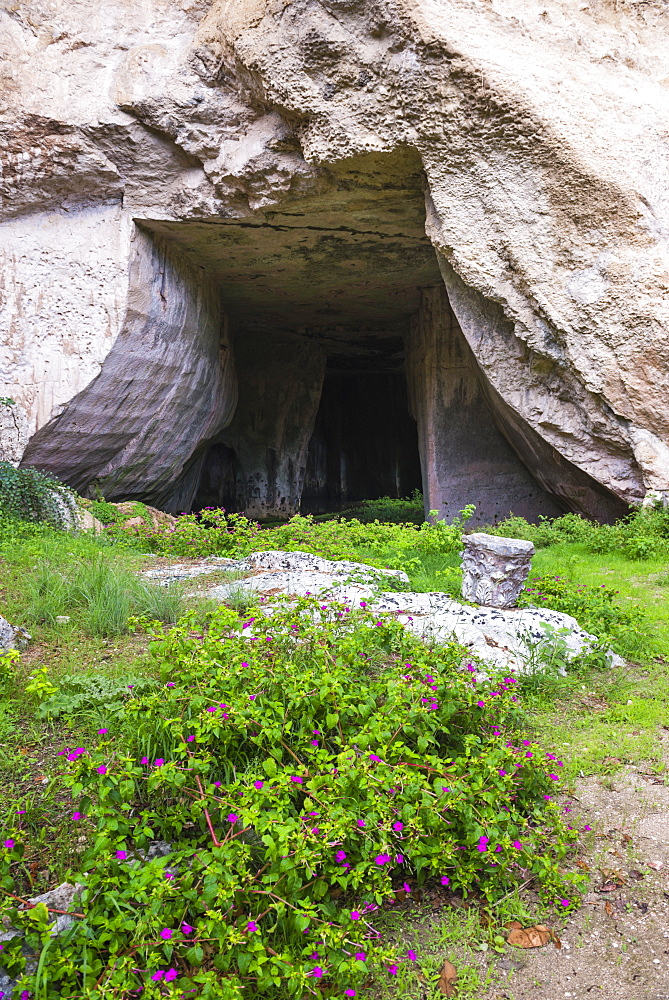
[2,0,669,518]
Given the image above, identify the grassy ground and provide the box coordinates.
[1,519,668,997]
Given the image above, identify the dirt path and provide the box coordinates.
[484,759,669,1000]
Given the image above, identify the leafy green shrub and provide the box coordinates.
[322,491,425,525]
[87,500,120,525]
[39,673,157,721]
[490,506,669,561]
[487,513,597,549]
[0,462,77,529]
[0,602,582,997]
[519,575,651,660]
[111,507,262,558]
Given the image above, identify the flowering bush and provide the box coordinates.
[109,506,473,568]
[519,575,651,661]
[0,600,583,997]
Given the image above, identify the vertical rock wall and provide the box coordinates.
[406,285,564,524]
[21,227,237,512]
[219,331,326,519]
[0,205,132,464]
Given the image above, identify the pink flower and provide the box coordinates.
[407,949,417,961]
[151,970,165,981]
[354,952,366,961]
[375,853,390,866]
[476,700,485,708]
[402,882,411,893]
[3,839,14,850]
[369,754,381,762]
[345,991,357,997]
[392,822,404,832]
[512,840,522,850]
[357,819,366,828]
[335,850,347,862]
[96,765,107,775]
[440,876,450,886]
[561,899,570,907]
[164,969,178,982]
[115,849,127,860]
[181,923,194,935]
[498,769,507,777]
[97,728,108,735]
[72,812,82,821]
[160,928,173,940]
[388,964,398,975]
[253,780,264,789]
[247,920,258,932]
[350,910,361,921]
[290,776,304,784]
[227,813,238,823]
[310,966,324,978]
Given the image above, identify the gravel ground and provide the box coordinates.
[484,759,669,1000]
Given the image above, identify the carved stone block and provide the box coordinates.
[461,533,535,608]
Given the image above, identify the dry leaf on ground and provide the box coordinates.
[507,924,551,949]
[437,958,457,995]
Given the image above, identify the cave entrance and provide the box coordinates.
[140,147,597,524]
[302,358,422,516]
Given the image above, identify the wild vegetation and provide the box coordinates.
[0,476,668,997]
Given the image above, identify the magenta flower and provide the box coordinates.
[512,840,522,850]
[345,991,357,998]
[181,923,194,935]
[396,853,404,864]
[97,728,108,735]
[407,949,417,961]
[227,813,238,823]
[440,875,450,886]
[583,825,592,832]
[3,839,14,850]
[498,769,507,777]
[153,758,165,767]
[310,966,324,978]
[388,964,398,975]
[392,822,404,832]
[151,970,165,981]
[369,754,381,762]
[96,765,107,775]
[375,853,390,866]
[164,969,178,982]
[560,899,570,907]
[350,910,361,921]
[357,819,366,828]
[253,780,264,789]
[247,920,258,932]
[335,850,347,862]
[355,951,366,961]
[115,849,127,860]
[72,811,82,821]
[160,928,173,940]
[477,836,489,852]
[290,776,303,784]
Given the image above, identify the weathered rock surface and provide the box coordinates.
[461,533,535,609]
[147,549,616,671]
[0,616,30,652]
[2,0,669,517]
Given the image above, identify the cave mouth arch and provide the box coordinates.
[140,145,606,524]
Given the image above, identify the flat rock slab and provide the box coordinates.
[153,549,618,673]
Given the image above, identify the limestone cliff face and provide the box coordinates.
[2,0,669,516]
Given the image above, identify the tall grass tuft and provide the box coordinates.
[25,553,184,637]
